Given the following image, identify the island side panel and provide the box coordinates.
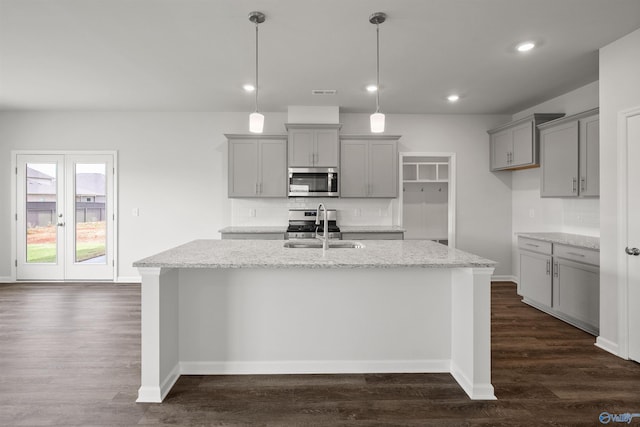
[137,267,180,403]
[178,267,453,374]
[450,267,496,400]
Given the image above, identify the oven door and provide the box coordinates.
[288,168,339,197]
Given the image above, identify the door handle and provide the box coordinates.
[625,247,640,256]
[57,222,65,227]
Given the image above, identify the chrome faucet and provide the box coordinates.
[315,203,328,253]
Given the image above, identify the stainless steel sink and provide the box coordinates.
[283,241,365,249]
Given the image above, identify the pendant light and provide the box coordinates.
[369,12,386,133]
[248,11,265,133]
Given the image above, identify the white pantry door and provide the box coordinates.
[16,153,115,281]
[626,112,640,363]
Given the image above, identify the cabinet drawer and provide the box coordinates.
[553,244,599,266]
[518,237,552,254]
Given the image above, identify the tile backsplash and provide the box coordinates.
[230,198,395,227]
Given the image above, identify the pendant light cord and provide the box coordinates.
[375,23,380,113]
[254,21,259,113]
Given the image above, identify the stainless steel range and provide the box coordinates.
[286,209,341,240]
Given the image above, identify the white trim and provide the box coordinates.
[491,275,517,283]
[616,106,640,360]
[116,276,142,283]
[0,277,15,283]
[180,359,450,376]
[450,360,496,400]
[137,362,180,403]
[398,152,457,248]
[11,150,119,282]
[595,336,620,357]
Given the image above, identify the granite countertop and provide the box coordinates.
[517,232,600,250]
[219,226,286,233]
[340,225,406,233]
[133,239,495,269]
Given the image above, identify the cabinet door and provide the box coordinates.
[511,121,534,166]
[553,259,599,327]
[228,139,259,197]
[519,251,552,306]
[369,140,398,197]
[259,139,287,197]
[288,129,314,166]
[340,140,368,197]
[314,129,339,167]
[540,121,579,197]
[579,115,599,196]
[490,129,511,170]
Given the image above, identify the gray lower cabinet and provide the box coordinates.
[227,134,287,198]
[518,236,599,335]
[340,135,400,198]
[539,108,599,197]
[341,231,404,240]
[221,232,285,240]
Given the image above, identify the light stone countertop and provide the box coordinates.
[133,239,496,269]
[517,232,600,250]
[340,225,406,233]
[219,226,286,234]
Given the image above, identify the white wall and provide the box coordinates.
[599,27,640,354]
[510,82,600,278]
[0,111,512,280]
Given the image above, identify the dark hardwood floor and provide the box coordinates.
[1,281,638,426]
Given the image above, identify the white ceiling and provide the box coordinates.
[2,0,640,114]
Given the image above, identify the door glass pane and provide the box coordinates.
[26,163,58,263]
[75,163,106,264]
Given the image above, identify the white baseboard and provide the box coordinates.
[137,363,180,403]
[491,275,517,283]
[180,359,451,376]
[595,337,619,357]
[450,361,496,400]
[0,276,15,283]
[116,276,141,283]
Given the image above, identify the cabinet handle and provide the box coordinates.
[572,177,577,193]
[553,261,559,278]
[546,260,550,275]
[525,243,540,248]
[259,182,263,194]
[255,183,259,194]
[566,251,585,258]
[580,177,586,193]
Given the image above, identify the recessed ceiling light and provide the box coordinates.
[366,85,378,92]
[516,41,536,52]
[447,94,460,102]
[243,84,255,92]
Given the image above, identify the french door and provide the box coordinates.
[16,153,115,281]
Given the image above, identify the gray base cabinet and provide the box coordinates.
[518,236,599,335]
[340,135,400,198]
[221,232,285,240]
[539,108,599,197]
[341,231,404,240]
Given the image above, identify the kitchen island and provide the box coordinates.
[133,239,496,402]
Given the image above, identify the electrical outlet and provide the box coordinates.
[132,208,139,217]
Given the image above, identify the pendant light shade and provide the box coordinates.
[369,12,386,133]
[249,112,264,133]
[370,112,385,133]
[248,11,265,133]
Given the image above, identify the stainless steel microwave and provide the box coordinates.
[288,167,339,197]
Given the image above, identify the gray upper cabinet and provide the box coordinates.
[227,134,287,198]
[340,135,399,198]
[488,113,564,171]
[539,108,599,197]
[285,123,341,167]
